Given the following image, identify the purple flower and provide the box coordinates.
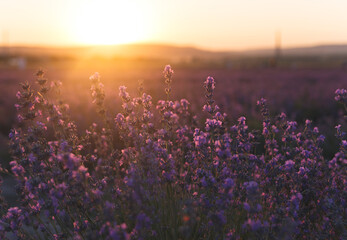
[205,118,222,131]
[286,121,297,131]
[238,116,246,125]
[62,153,81,170]
[209,211,227,227]
[256,98,267,106]
[119,86,130,102]
[335,88,347,102]
[342,140,347,148]
[89,72,100,82]
[223,178,234,189]
[180,99,189,110]
[243,202,251,212]
[298,166,309,176]
[244,181,258,193]
[10,161,25,176]
[194,129,208,147]
[290,192,303,211]
[317,134,325,144]
[16,91,22,99]
[204,76,215,90]
[163,65,174,80]
[243,219,263,231]
[135,212,152,231]
[4,207,24,231]
[284,160,295,171]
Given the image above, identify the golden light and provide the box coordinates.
[71,0,148,45]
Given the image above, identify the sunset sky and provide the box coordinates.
[1,0,347,51]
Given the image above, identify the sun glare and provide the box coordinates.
[71,1,148,45]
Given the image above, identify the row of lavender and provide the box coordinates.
[0,66,346,239]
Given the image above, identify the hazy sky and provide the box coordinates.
[1,0,347,50]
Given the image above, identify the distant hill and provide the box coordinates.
[83,44,235,59]
[2,43,347,60]
[241,44,347,56]
[0,44,235,61]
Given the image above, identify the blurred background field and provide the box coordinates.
[0,44,346,165]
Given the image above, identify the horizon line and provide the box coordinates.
[1,41,347,53]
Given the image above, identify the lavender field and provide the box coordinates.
[0,58,346,239]
[3,0,347,238]
[1,60,346,156]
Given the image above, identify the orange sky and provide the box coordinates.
[1,0,347,51]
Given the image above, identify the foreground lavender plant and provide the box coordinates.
[0,67,346,240]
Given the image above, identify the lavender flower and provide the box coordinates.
[1,67,346,240]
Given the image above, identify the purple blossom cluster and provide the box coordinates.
[0,67,346,239]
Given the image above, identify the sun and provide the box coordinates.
[71,1,148,45]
